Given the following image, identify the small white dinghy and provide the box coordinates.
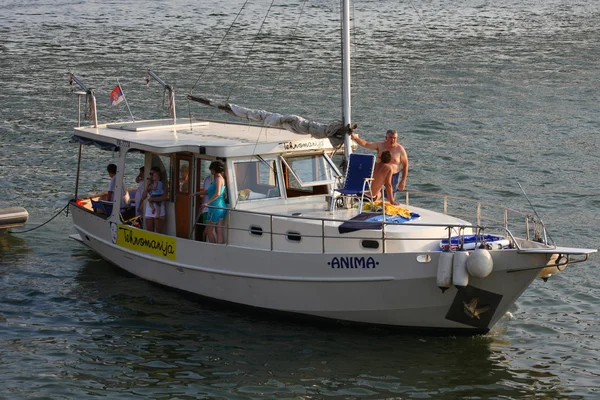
[0,207,29,234]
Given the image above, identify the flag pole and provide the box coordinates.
[117,79,135,122]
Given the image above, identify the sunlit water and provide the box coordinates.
[1,0,599,398]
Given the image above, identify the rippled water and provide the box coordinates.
[1,0,599,398]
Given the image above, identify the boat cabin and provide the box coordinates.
[71,118,354,246]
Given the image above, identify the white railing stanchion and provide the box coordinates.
[270,215,274,251]
[322,219,325,253]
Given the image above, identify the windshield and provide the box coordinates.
[281,154,340,188]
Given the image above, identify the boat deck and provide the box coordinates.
[225,201,474,253]
[238,201,472,230]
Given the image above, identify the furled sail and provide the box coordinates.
[188,95,352,146]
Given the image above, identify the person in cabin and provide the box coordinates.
[350,129,409,195]
[142,166,168,233]
[179,164,190,193]
[147,170,165,215]
[369,150,399,205]
[105,163,130,209]
[201,173,215,241]
[134,166,145,217]
[190,160,227,244]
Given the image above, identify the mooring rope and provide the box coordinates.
[10,202,70,234]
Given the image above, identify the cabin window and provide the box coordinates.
[234,159,281,201]
[280,154,340,197]
[250,226,263,236]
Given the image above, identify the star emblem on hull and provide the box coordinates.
[462,298,490,320]
[446,286,502,328]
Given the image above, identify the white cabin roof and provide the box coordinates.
[73,118,338,157]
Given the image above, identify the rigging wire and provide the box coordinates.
[262,0,308,111]
[187,0,252,128]
[349,0,358,124]
[189,0,252,95]
[407,0,432,32]
[226,0,278,102]
[246,0,310,168]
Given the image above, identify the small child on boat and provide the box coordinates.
[147,167,164,214]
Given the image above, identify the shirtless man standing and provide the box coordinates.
[350,129,409,194]
[369,150,398,205]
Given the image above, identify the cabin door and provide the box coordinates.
[174,156,192,238]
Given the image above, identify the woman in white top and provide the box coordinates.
[141,166,168,233]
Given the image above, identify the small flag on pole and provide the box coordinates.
[109,85,124,106]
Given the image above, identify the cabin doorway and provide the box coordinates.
[174,155,191,238]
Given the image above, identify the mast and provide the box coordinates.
[342,0,352,158]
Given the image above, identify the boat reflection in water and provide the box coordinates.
[71,255,570,399]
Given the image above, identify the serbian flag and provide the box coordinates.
[109,85,124,106]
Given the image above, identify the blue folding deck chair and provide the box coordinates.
[91,199,114,216]
[330,153,376,214]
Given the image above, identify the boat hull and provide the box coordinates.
[71,205,545,333]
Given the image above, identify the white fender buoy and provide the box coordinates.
[538,267,555,281]
[437,251,454,293]
[466,248,493,278]
[452,251,470,289]
[538,254,568,281]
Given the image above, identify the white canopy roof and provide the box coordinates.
[73,118,341,157]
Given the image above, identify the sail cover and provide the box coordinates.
[188,95,349,146]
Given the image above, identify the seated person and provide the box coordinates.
[105,163,130,209]
[369,150,398,205]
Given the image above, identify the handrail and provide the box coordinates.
[195,189,541,253]
[402,190,550,245]
[206,190,537,229]
[194,210,523,253]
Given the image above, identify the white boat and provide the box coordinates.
[67,1,596,334]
